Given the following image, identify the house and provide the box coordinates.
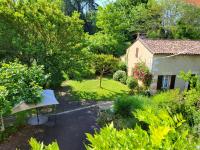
[124,37,200,93]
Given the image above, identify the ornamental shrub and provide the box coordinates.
[133,62,152,87]
[126,77,138,90]
[113,70,127,84]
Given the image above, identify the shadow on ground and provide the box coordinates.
[65,85,128,101]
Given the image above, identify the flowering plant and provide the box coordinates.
[133,62,152,87]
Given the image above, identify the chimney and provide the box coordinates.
[136,33,146,39]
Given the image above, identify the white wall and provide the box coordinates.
[151,54,200,91]
[126,40,153,76]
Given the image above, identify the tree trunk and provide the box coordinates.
[99,73,103,88]
[0,113,5,132]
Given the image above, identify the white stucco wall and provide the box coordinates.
[151,54,200,91]
[126,40,153,76]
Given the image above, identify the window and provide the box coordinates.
[162,75,171,89]
[135,48,139,58]
[157,75,176,90]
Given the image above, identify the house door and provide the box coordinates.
[157,75,176,90]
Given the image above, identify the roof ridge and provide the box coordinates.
[137,38,154,54]
[137,37,200,55]
[140,38,200,42]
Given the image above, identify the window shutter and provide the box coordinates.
[170,75,176,89]
[157,75,163,90]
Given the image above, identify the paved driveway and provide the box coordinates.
[0,101,103,150]
[38,106,99,150]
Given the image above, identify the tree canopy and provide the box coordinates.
[0,0,91,86]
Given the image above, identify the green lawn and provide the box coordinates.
[64,78,130,101]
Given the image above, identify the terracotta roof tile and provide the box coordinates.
[139,38,200,55]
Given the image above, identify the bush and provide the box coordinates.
[113,70,127,84]
[118,62,127,72]
[126,77,138,90]
[133,62,152,87]
[29,138,59,150]
[86,110,196,150]
[114,96,150,117]
[152,89,181,109]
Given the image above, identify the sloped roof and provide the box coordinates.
[138,38,200,55]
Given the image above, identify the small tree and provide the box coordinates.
[0,86,10,132]
[93,54,119,88]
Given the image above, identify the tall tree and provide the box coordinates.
[0,0,90,87]
[63,0,99,33]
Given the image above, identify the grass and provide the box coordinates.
[64,78,130,101]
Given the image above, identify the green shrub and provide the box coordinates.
[113,70,127,84]
[126,77,138,90]
[29,138,59,150]
[114,96,150,117]
[118,62,127,72]
[152,89,181,111]
[86,109,197,150]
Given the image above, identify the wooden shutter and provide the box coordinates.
[170,75,176,89]
[157,75,163,90]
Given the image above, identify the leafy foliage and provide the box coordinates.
[0,61,47,106]
[63,0,98,34]
[91,0,200,56]
[86,32,123,56]
[0,86,9,115]
[113,70,127,84]
[133,62,152,87]
[93,54,119,87]
[0,0,89,87]
[86,109,197,150]
[114,95,150,117]
[29,138,59,150]
[117,61,127,72]
[126,77,138,90]
[0,86,9,131]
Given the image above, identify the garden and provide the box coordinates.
[86,72,200,149]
